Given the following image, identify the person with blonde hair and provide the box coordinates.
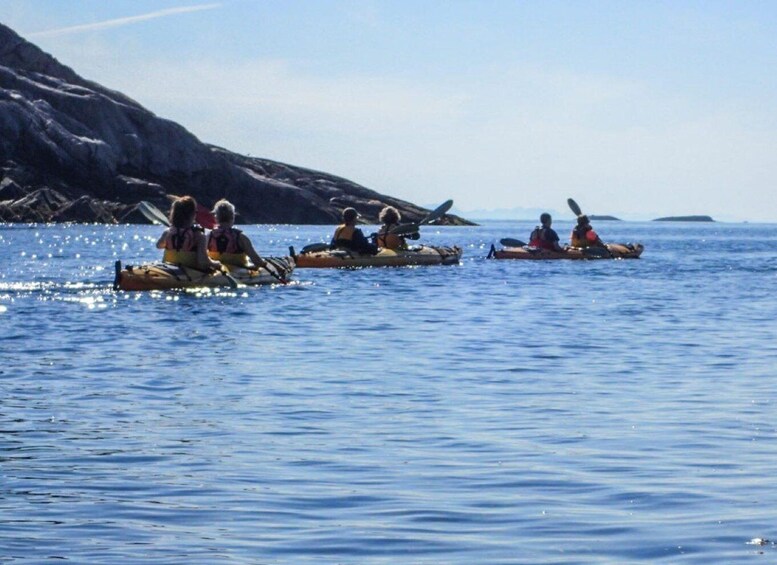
[375,205,416,250]
[156,196,221,271]
[207,199,268,268]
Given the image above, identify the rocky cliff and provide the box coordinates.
[0,23,470,225]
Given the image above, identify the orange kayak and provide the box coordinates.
[489,243,643,260]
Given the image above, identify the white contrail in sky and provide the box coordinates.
[28,3,222,38]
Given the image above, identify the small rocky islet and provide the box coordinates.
[0,23,472,226]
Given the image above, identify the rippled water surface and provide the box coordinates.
[1,220,776,563]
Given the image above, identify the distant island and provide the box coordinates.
[653,215,715,222]
[0,23,472,225]
[589,215,621,221]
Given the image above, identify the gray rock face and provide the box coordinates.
[0,23,472,225]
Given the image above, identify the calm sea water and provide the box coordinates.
[1,220,776,564]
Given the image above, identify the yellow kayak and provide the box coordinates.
[113,257,294,290]
[291,245,462,268]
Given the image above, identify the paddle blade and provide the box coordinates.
[421,199,454,224]
[567,198,583,217]
[300,242,330,254]
[138,201,170,226]
[263,257,289,284]
[196,204,216,229]
[216,266,239,288]
[500,238,527,247]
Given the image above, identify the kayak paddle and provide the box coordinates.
[262,257,289,285]
[389,222,421,236]
[567,198,583,217]
[195,204,216,230]
[566,197,613,258]
[500,238,527,247]
[300,242,331,254]
[420,199,454,224]
[389,200,453,236]
[138,200,170,226]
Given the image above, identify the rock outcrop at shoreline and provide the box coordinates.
[0,24,472,225]
[653,215,715,222]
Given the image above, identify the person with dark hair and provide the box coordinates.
[206,199,267,268]
[570,214,606,248]
[375,205,418,250]
[331,207,378,254]
[155,196,221,271]
[529,213,565,252]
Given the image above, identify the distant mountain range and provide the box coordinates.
[0,23,471,225]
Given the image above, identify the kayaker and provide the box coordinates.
[331,207,378,254]
[207,199,268,268]
[375,206,419,250]
[528,213,566,252]
[570,214,606,248]
[156,196,221,271]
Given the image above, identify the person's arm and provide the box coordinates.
[353,228,378,255]
[155,229,168,249]
[239,233,267,267]
[194,232,221,270]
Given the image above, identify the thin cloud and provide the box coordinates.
[28,3,222,38]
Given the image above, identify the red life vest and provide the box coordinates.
[529,226,556,250]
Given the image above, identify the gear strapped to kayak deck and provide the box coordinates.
[290,245,462,268]
[488,243,643,260]
[113,257,294,290]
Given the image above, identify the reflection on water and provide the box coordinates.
[1,221,777,563]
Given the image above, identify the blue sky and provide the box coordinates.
[3,0,777,220]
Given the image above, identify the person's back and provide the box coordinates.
[207,199,268,268]
[208,225,247,266]
[156,196,220,271]
[375,206,407,250]
[331,207,378,255]
[570,215,604,248]
[529,213,564,252]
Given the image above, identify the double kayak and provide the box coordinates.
[290,245,463,268]
[489,243,643,260]
[113,257,295,291]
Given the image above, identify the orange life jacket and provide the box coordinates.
[207,227,248,266]
[570,226,599,248]
[162,226,202,267]
[333,224,355,243]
